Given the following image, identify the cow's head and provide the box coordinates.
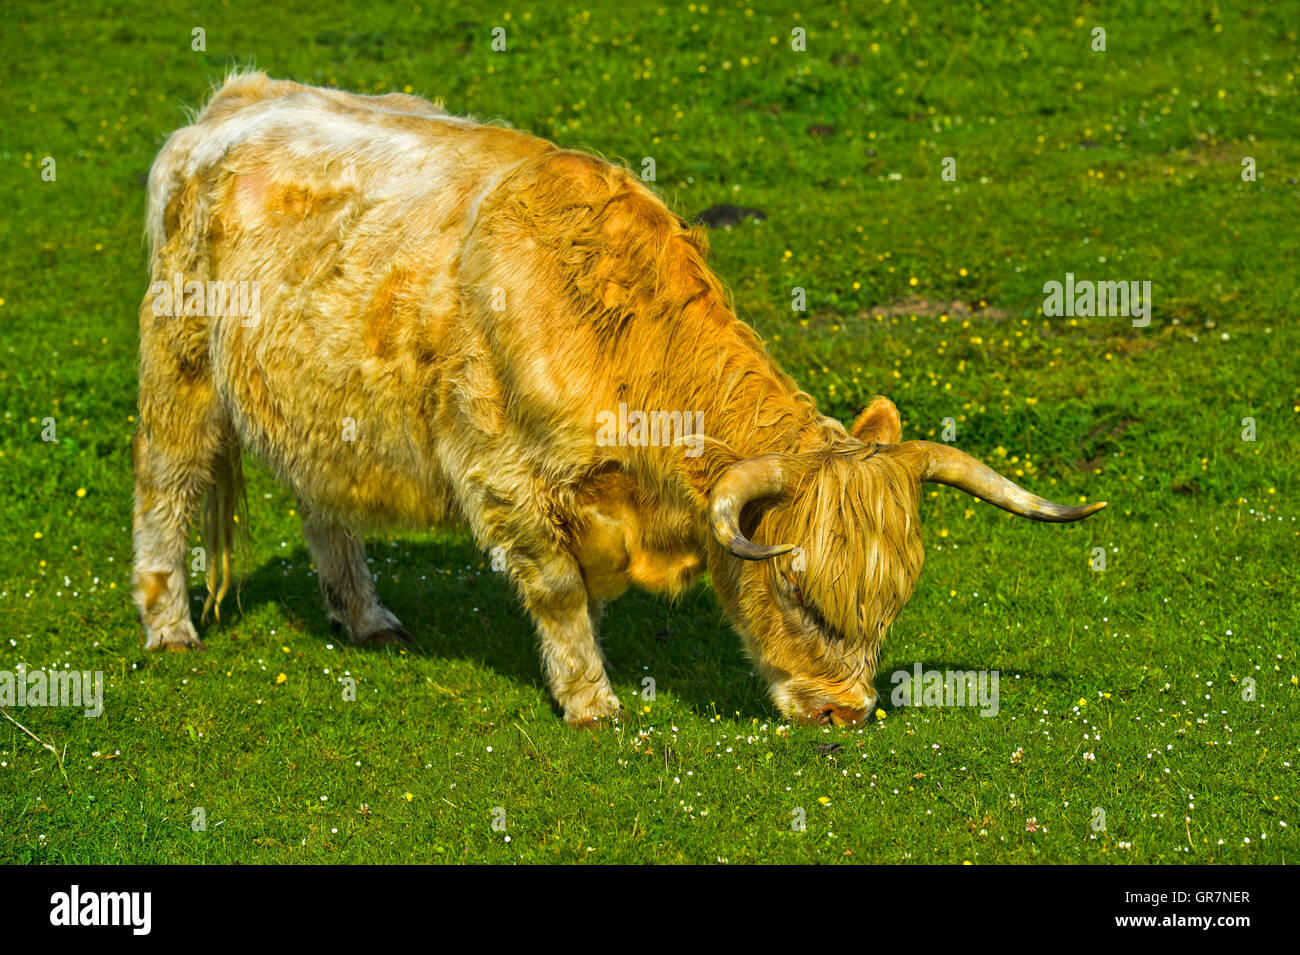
[706,397,1105,727]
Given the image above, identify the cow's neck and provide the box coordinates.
[705,321,837,453]
[641,316,842,493]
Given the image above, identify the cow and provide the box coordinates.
[132,72,1106,727]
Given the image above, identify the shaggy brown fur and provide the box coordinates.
[132,72,1103,726]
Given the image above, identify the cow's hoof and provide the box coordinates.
[568,714,615,731]
[356,625,415,647]
[564,700,628,730]
[144,622,206,652]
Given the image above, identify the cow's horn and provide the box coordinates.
[896,441,1107,522]
[709,455,797,560]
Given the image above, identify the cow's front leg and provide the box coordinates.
[514,556,622,726]
[300,504,413,646]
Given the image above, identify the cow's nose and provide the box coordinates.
[817,703,867,727]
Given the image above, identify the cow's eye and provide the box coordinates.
[800,599,846,643]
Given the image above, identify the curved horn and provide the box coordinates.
[895,441,1107,523]
[709,455,798,560]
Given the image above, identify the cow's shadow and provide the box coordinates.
[229,539,1076,723]
[229,538,774,720]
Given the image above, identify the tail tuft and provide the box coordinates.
[201,440,247,624]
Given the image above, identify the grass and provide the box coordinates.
[0,0,1296,863]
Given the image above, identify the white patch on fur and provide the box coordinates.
[146,73,486,256]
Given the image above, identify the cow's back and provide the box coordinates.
[146,71,543,259]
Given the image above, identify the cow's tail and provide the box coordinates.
[200,438,247,624]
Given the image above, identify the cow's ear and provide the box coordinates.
[850,396,901,444]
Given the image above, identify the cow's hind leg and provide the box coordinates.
[300,505,413,647]
[132,369,229,651]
